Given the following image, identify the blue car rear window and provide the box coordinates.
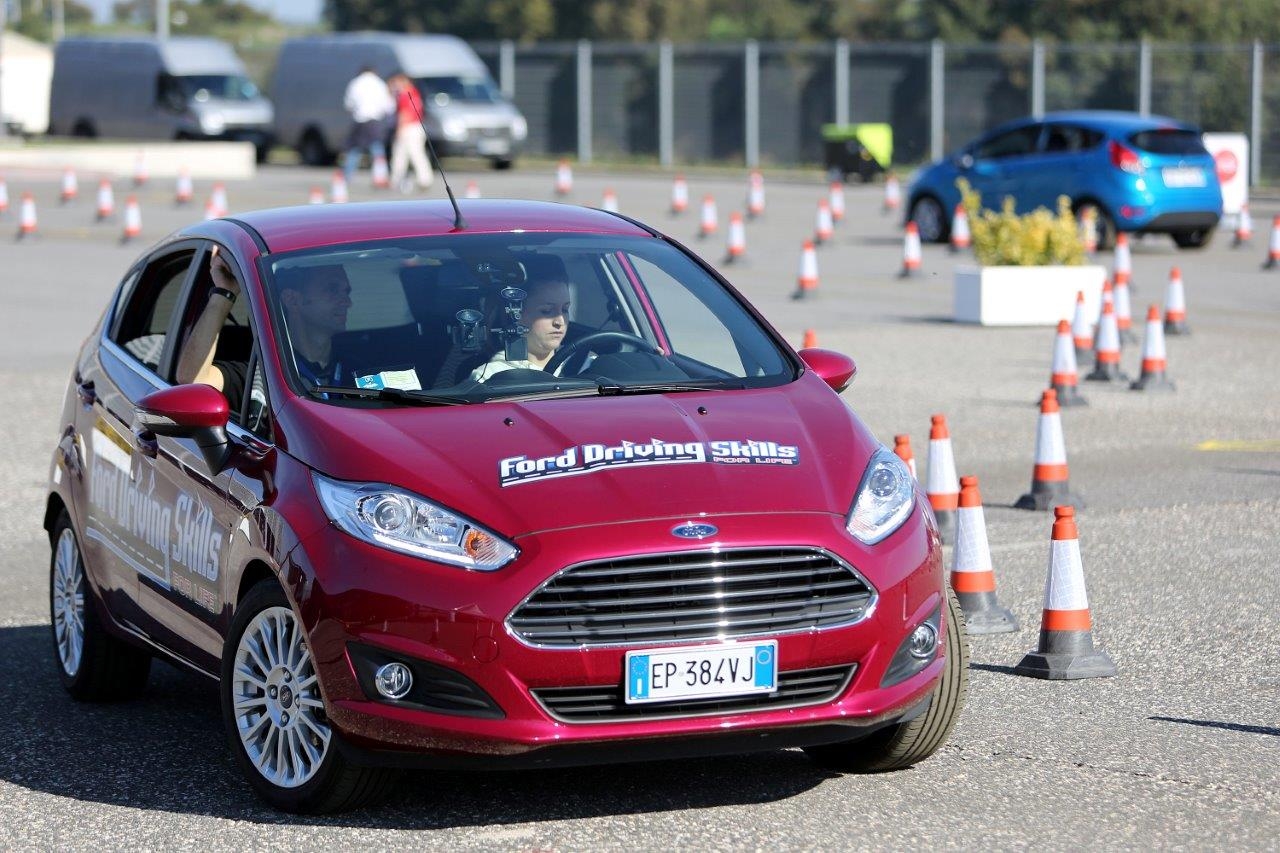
[1128,129,1206,156]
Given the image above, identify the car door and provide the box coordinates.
[960,123,1044,212]
[1028,123,1102,209]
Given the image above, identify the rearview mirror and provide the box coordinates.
[136,384,231,472]
[799,348,856,393]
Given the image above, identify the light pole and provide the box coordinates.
[157,0,169,39]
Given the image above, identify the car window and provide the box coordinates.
[1128,129,1207,156]
[973,126,1041,160]
[243,350,272,439]
[1043,124,1103,154]
[109,248,197,373]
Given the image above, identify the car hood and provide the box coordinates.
[277,375,878,538]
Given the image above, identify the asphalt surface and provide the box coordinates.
[0,161,1277,850]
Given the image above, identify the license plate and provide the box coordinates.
[624,641,777,704]
[477,137,509,155]
[1162,166,1206,188]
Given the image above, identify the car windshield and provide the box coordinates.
[262,233,795,406]
[415,75,503,105]
[178,74,260,102]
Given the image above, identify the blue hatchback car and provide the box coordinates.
[906,111,1223,250]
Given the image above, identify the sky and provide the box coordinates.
[79,0,323,25]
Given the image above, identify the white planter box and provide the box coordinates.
[953,264,1106,326]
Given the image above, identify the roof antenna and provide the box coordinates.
[404,77,466,231]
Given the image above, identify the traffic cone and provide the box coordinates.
[132,151,148,187]
[330,171,349,204]
[893,434,916,480]
[1112,232,1131,285]
[699,195,718,238]
[747,170,765,219]
[1233,204,1253,247]
[1163,266,1189,335]
[1071,291,1093,360]
[1130,305,1175,392]
[1263,215,1280,269]
[465,181,481,200]
[601,188,617,212]
[554,159,573,196]
[209,183,229,218]
[1015,389,1084,511]
[1085,300,1127,383]
[899,221,922,278]
[1096,278,1114,327]
[829,181,845,223]
[95,179,115,221]
[1079,207,1098,254]
[883,172,900,214]
[951,476,1018,634]
[949,204,970,252]
[1048,319,1086,407]
[308,186,325,205]
[724,212,746,263]
[1114,275,1136,343]
[801,329,818,349]
[16,192,37,239]
[174,169,194,206]
[792,240,818,300]
[670,175,688,215]
[120,195,142,243]
[60,169,78,204]
[925,414,959,543]
[1012,506,1116,680]
[0,177,8,216]
[203,198,219,221]
[371,153,390,189]
[814,199,834,245]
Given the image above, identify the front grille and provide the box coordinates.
[507,547,875,648]
[532,664,855,723]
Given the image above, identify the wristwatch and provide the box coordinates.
[211,286,237,304]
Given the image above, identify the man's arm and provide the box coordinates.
[175,247,240,389]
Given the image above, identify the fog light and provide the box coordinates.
[374,662,413,699]
[909,622,938,659]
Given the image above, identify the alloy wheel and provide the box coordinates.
[52,528,85,677]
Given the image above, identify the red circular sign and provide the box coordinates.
[1214,149,1238,182]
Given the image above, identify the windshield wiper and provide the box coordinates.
[308,385,470,406]
[594,380,745,396]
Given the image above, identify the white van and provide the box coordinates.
[1,30,53,135]
[49,37,274,160]
[271,33,527,169]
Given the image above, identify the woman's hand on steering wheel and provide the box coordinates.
[546,331,662,375]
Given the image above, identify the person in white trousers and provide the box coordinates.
[389,74,434,193]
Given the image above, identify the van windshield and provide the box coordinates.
[179,74,260,102]
[416,76,503,105]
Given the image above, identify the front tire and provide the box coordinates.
[221,580,397,813]
[298,129,333,167]
[1172,227,1214,249]
[1074,201,1117,251]
[909,195,948,243]
[50,511,151,701]
[804,587,969,772]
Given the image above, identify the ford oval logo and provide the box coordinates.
[672,522,718,540]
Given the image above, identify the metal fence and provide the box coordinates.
[469,39,1280,185]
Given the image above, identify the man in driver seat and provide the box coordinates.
[470,275,571,382]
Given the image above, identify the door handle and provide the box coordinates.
[133,428,158,458]
[77,380,96,405]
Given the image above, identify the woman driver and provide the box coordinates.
[470,277,572,382]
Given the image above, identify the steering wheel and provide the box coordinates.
[546,331,662,375]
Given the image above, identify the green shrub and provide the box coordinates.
[957,178,1085,267]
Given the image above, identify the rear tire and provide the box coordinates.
[298,129,333,167]
[491,158,514,171]
[1172,227,1214,250]
[909,195,948,243]
[804,587,969,772]
[1074,201,1117,251]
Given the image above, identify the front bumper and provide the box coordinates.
[287,506,945,766]
[438,129,521,160]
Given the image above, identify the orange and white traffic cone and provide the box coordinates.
[949,203,970,253]
[465,180,481,200]
[308,186,325,205]
[829,181,845,223]
[0,177,8,216]
[1012,506,1116,680]
[1079,207,1098,254]
[814,199,834,245]
[371,153,390,189]
[724,212,746,263]
[60,168,78,204]
[1263,215,1280,268]
[926,414,960,543]
[952,475,1018,634]
[1163,266,1190,335]
[670,175,688,215]
[747,170,765,219]
[899,221,922,278]
[120,195,142,243]
[16,192,37,239]
[554,159,573,196]
[174,168,194,206]
[209,183,229,218]
[1114,275,1136,344]
[1016,389,1084,511]
[1071,290,1093,360]
[1112,232,1131,285]
[801,328,818,349]
[1233,204,1253,247]
[882,172,900,214]
[1130,305,1175,392]
[1048,319,1087,407]
[792,240,818,300]
[1095,278,1114,327]
[600,188,618,212]
[330,170,349,204]
[95,179,115,221]
[893,434,917,480]
[203,198,218,221]
[1085,300,1127,383]
[699,195,718,238]
[132,151,148,187]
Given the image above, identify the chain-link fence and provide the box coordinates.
[471,39,1280,184]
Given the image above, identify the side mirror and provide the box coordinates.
[799,348,856,393]
[957,152,975,170]
[136,384,231,472]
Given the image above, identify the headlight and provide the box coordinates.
[199,111,226,135]
[313,474,518,571]
[846,448,915,545]
[511,115,528,141]
[442,118,469,141]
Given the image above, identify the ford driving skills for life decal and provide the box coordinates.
[498,438,799,486]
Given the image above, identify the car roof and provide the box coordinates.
[1031,110,1196,132]
[226,199,655,255]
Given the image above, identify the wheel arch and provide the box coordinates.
[44,492,69,537]
[236,559,279,607]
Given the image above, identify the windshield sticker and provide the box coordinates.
[356,368,422,391]
[498,438,799,487]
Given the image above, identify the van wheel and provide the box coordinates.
[1172,228,1214,250]
[298,129,333,167]
[72,120,97,139]
[491,158,514,171]
[803,587,969,772]
[221,580,397,813]
[50,511,151,701]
